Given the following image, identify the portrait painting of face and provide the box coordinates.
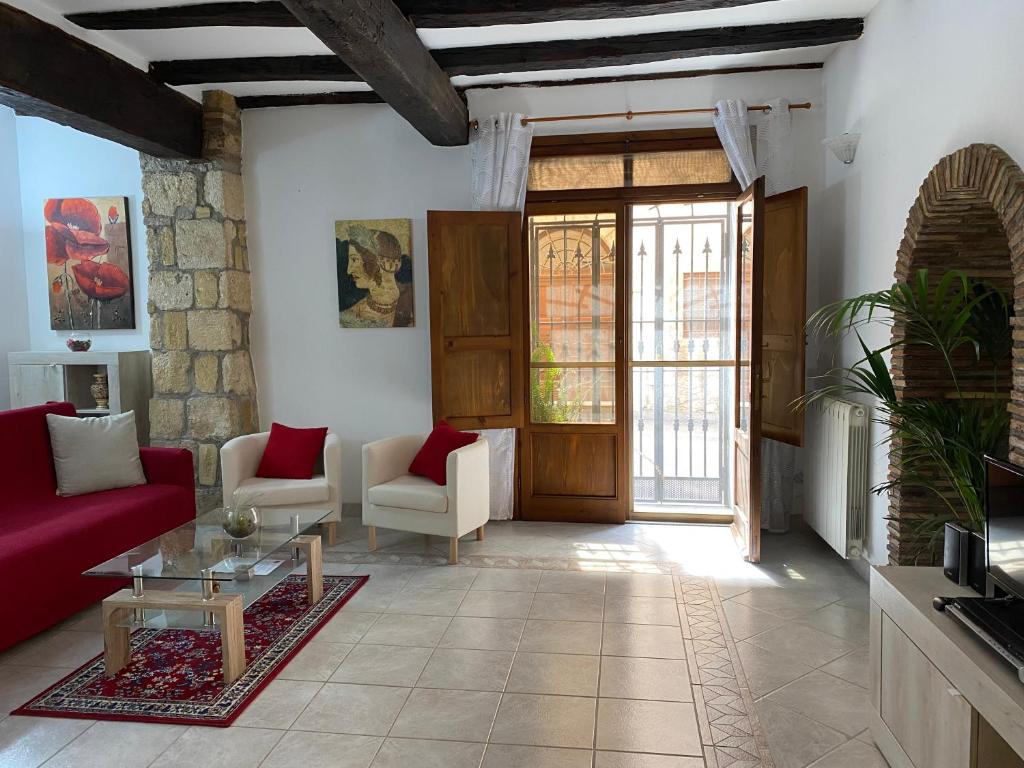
[335,219,414,329]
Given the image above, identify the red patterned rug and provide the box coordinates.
[12,574,367,727]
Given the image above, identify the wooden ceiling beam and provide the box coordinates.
[0,3,202,158]
[236,91,384,108]
[67,2,300,29]
[278,0,467,145]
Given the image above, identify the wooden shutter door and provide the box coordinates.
[428,210,525,429]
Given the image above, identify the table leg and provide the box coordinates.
[102,604,132,676]
[220,598,246,685]
[294,534,324,604]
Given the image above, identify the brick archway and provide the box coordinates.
[887,144,1024,564]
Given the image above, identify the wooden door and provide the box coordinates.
[762,187,808,446]
[427,210,524,429]
[732,178,765,562]
[520,203,628,523]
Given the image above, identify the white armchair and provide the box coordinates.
[362,434,489,564]
[221,431,342,545]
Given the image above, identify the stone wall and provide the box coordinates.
[142,91,258,512]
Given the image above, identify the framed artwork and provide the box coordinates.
[336,218,414,328]
[45,196,135,330]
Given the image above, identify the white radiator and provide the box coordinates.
[805,396,870,559]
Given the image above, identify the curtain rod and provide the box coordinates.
[469,101,811,131]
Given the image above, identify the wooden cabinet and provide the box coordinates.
[8,350,151,443]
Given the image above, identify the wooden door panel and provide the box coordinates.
[428,210,524,430]
[531,433,617,497]
[762,187,807,447]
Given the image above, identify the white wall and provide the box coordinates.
[819,0,1024,563]
[16,117,148,352]
[0,107,29,408]
[243,68,824,501]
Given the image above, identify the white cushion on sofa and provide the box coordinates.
[232,476,330,506]
[368,474,448,513]
[46,410,146,497]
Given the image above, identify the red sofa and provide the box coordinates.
[0,402,195,652]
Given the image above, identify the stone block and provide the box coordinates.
[152,351,191,394]
[149,271,193,310]
[222,350,255,396]
[163,311,188,349]
[195,206,211,219]
[188,396,240,441]
[194,270,219,308]
[197,443,219,487]
[206,171,246,220]
[150,398,185,440]
[187,310,241,351]
[219,270,251,312]
[175,219,228,270]
[149,314,164,350]
[194,354,219,393]
[142,172,197,217]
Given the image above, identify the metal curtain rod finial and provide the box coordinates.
[468,102,810,130]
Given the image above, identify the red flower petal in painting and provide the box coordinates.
[72,261,129,301]
[46,198,102,234]
[108,205,119,224]
[65,229,110,261]
[45,224,69,264]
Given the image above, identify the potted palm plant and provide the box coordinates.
[806,269,1012,567]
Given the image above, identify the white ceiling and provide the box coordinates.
[17,0,880,99]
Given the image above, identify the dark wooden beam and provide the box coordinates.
[150,18,862,84]
[67,0,775,30]
[237,91,384,108]
[276,0,468,145]
[0,3,202,158]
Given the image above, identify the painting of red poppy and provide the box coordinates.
[45,196,135,330]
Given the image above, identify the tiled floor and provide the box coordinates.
[0,516,887,768]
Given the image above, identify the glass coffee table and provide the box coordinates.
[84,506,330,685]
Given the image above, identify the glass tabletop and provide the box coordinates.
[84,507,330,582]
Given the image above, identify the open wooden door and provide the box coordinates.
[762,187,808,446]
[427,210,525,429]
[733,178,765,562]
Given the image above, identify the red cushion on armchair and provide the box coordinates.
[408,421,478,485]
[256,423,328,479]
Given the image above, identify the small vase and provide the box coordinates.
[65,333,92,352]
[90,373,109,409]
[223,506,259,540]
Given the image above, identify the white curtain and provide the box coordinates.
[469,113,534,520]
[715,98,802,533]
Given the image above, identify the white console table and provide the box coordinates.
[870,566,1024,768]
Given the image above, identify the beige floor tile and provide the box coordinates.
[315,612,380,644]
[755,699,847,768]
[763,670,873,738]
[359,614,451,647]
[390,688,501,742]
[439,617,525,651]
[482,744,593,768]
[4,631,102,669]
[595,699,701,756]
[598,656,692,701]
[594,752,704,768]
[370,738,484,768]
[405,567,481,591]
[292,683,410,736]
[745,622,857,669]
[43,722,188,768]
[528,593,604,622]
[506,652,600,697]
[519,620,603,656]
[416,648,515,691]
[489,693,596,749]
[260,731,383,768]
[730,585,840,620]
[279,641,354,682]
[606,573,675,598]
[800,603,871,643]
[821,647,870,689]
[457,591,535,619]
[342,587,404,613]
[601,623,685,659]
[807,737,889,767]
[603,596,679,626]
[0,666,72,714]
[329,645,432,687]
[0,715,92,768]
[537,571,606,595]
[471,569,542,592]
[722,599,788,641]
[384,588,467,617]
[735,640,814,698]
[150,725,282,767]
[233,679,322,729]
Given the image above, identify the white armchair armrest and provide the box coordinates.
[447,437,490,526]
[323,431,341,498]
[221,431,270,507]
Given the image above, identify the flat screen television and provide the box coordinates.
[986,456,1024,600]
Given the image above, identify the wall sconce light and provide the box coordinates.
[823,132,860,165]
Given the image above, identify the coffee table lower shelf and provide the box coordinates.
[100,533,323,685]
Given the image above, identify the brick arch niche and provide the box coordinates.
[888,144,1024,564]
